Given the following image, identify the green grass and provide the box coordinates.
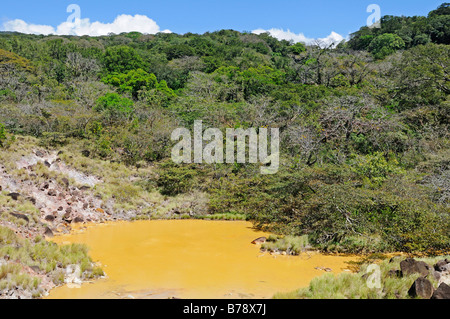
[273,255,449,299]
[0,226,103,297]
[0,263,41,291]
[261,235,310,255]
[197,213,247,221]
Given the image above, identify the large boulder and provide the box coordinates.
[400,258,431,277]
[44,215,55,222]
[431,283,450,299]
[408,277,434,299]
[73,216,84,223]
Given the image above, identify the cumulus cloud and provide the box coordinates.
[252,28,346,47]
[2,14,171,36]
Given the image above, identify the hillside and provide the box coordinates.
[0,3,448,298]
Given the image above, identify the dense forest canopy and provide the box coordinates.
[0,4,449,254]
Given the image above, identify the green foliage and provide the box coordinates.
[156,161,201,196]
[103,45,145,73]
[275,255,449,299]
[94,93,134,122]
[351,152,404,186]
[0,226,103,297]
[289,42,307,55]
[0,123,7,147]
[349,4,450,51]
[390,43,450,108]
[261,235,310,255]
[102,69,158,99]
[0,3,448,256]
[368,33,405,59]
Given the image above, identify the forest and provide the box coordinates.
[0,3,449,256]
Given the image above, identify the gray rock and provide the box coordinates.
[44,215,55,222]
[434,259,450,272]
[431,283,450,299]
[400,258,430,277]
[73,216,84,223]
[408,277,434,299]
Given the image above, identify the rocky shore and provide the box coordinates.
[0,148,124,298]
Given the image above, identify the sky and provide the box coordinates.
[0,1,445,44]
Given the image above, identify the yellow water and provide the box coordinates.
[46,220,356,299]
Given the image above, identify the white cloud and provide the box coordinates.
[2,14,171,36]
[252,28,346,47]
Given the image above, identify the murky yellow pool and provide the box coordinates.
[46,220,356,299]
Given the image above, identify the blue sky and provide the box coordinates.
[0,1,445,40]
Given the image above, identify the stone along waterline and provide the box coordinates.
[46,220,356,299]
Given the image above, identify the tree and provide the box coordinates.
[390,43,450,108]
[428,3,450,17]
[289,42,307,55]
[102,69,158,99]
[368,33,405,59]
[103,46,145,73]
[429,15,450,44]
[65,52,100,81]
[94,93,134,124]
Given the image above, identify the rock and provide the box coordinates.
[47,189,57,196]
[57,206,64,211]
[251,237,267,244]
[66,207,73,214]
[9,212,29,222]
[44,215,55,222]
[431,283,450,299]
[433,271,442,281]
[73,216,84,223]
[96,208,105,214]
[65,265,82,285]
[434,259,450,272]
[82,203,88,210]
[79,186,90,191]
[408,277,434,299]
[44,227,54,238]
[44,161,51,167]
[7,193,20,200]
[35,150,45,158]
[400,258,430,277]
[62,212,72,223]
